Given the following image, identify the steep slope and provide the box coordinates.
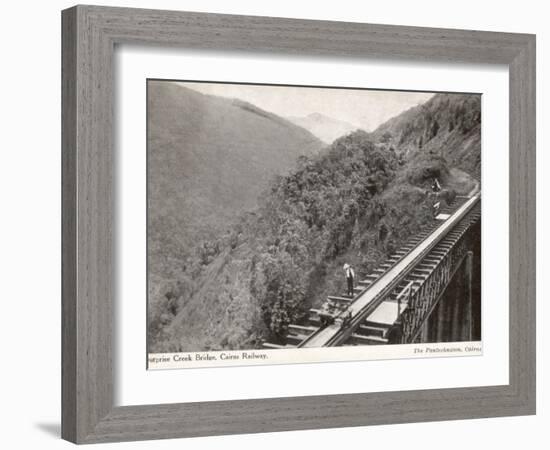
[372,93,481,176]
[287,112,361,144]
[147,81,324,280]
[155,131,404,351]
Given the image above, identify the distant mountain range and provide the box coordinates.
[287,112,361,144]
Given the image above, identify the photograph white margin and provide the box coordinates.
[114,45,509,406]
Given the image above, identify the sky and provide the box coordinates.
[179,81,434,132]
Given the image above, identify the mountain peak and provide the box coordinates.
[287,113,361,144]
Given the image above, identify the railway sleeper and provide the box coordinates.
[389,252,405,258]
[422,257,442,264]
[401,276,422,285]
[348,333,389,345]
[365,273,380,280]
[410,271,430,280]
[445,234,461,241]
[327,295,353,303]
[357,324,389,338]
[412,267,432,275]
[308,316,322,327]
[263,342,293,349]
[288,324,318,334]
[286,334,310,345]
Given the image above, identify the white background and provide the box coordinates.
[0,1,546,449]
[117,48,508,405]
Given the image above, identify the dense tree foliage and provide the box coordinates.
[246,131,433,337]
[373,94,481,175]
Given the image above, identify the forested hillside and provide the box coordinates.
[372,93,481,176]
[148,92,480,353]
[148,81,324,316]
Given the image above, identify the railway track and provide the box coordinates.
[263,187,481,350]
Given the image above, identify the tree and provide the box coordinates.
[380,131,393,143]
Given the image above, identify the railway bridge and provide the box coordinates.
[263,188,481,349]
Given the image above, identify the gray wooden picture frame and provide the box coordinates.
[61,5,536,444]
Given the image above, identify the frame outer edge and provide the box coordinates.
[61,5,78,444]
[63,5,116,443]
[509,34,536,414]
[61,4,537,444]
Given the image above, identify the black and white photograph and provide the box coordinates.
[147,79,482,368]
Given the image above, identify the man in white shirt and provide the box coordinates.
[432,177,441,192]
[343,263,355,297]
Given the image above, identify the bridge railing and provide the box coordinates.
[324,194,481,347]
[396,281,414,317]
[400,205,480,343]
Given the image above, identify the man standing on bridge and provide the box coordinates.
[343,263,355,297]
[432,177,441,192]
